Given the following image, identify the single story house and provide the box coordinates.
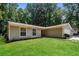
[8,21,74,41]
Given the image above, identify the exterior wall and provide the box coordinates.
[9,26,19,40]
[26,28,41,38]
[44,27,63,38]
[63,26,73,36]
[9,26,41,41]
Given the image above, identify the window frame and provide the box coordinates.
[32,29,36,36]
[20,28,26,37]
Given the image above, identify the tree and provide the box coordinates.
[27,3,62,26]
[0,3,8,35]
[63,3,79,29]
[0,3,18,36]
[8,4,18,21]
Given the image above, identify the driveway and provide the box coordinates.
[69,35,79,40]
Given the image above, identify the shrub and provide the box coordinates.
[0,35,6,44]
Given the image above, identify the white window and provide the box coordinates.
[32,29,36,36]
[20,28,26,36]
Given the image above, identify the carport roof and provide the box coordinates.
[45,23,72,29]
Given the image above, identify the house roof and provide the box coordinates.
[8,21,45,29]
[8,21,73,30]
[45,23,73,29]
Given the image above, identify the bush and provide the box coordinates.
[0,35,6,44]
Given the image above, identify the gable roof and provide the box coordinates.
[8,21,73,30]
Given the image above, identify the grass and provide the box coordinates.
[0,37,79,56]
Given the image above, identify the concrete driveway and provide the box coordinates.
[69,35,79,40]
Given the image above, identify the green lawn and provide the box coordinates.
[0,37,79,56]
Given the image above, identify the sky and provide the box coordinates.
[57,3,64,9]
[18,3,27,9]
[18,3,64,9]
